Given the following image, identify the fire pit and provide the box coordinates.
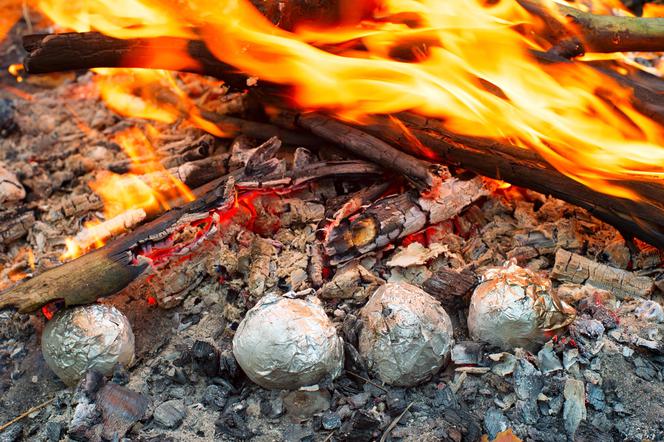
[1,0,664,440]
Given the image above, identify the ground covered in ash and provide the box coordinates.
[2,26,664,442]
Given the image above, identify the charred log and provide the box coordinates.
[357,113,664,249]
[324,175,489,264]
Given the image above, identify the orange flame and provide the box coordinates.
[61,126,195,260]
[92,68,225,136]
[34,0,664,203]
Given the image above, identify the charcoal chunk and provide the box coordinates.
[191,340,219,377]
[153,400,187,429]
[203,384,231,411]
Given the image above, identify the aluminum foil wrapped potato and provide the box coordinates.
[232,293,343,390]
[41,304,135,386]
[468,261,576,352]
[358,282,454,387]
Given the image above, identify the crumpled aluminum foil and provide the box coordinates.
[358,282,454,387]
[232,293,344,390]
[468,261,576,352]
[42,304,135,386]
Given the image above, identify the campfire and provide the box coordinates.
[0,0,663,440]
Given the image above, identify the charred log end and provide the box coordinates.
[0,249,148,313]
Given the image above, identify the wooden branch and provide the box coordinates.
[356,113,664,249]
[551,248,655,298]
[0,158,383,313]
[297,113,437,189]
[518,0,664,53]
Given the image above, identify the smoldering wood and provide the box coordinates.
[324,175,488,264]
[423,268,477,300]
[551,248,655,299]
[517,0,664,54]
[358,113,664,249]
[109,134,218,174]
[201,112,323,148]
[0,210,35,246]
[0,158,383,313]
[297,113,437,189]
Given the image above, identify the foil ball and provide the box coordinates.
[468,261,576,352]
[232,293,343,390]
[358,282,454,387]
[42,304,135,386]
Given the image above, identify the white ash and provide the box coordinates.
[468,261,576,352]
[232,293,343,390]
[358,282,454,387]
[41,304,135,386]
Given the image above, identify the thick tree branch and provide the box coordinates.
[518,0,664,54]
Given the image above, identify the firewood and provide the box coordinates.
[357,113,664,249]
[551,248,655,299]
[517,0,664,54]
[297,114,437,189]
[0,157,383,313]
[324,175,489,264]
[423,267,477,300]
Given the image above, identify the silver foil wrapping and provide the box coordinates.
[468,261,576,352]
[232,293,343,390]
[358,282,454,387]
[42,304,135,386]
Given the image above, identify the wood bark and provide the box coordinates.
[518,0,664,54]
[551,248,655,298]
[0,158,383,312]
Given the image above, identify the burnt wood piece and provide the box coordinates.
[517,0,664,53]
[200,112,322,147]
[551,248,655,299]
[0,158,384,313]
[324,175,489,264]
[422,267,477,309]
[357,113,664,249]
[22,33,249,89]
[297,113,437,189]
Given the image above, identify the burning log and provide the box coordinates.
[22,32,248,87]
[358,114,664,249]
[324,175,490,264]
[517,0,664,55]
[0,153,383,313]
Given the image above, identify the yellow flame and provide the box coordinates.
[61,126,195,260]
[32,0,664,202]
